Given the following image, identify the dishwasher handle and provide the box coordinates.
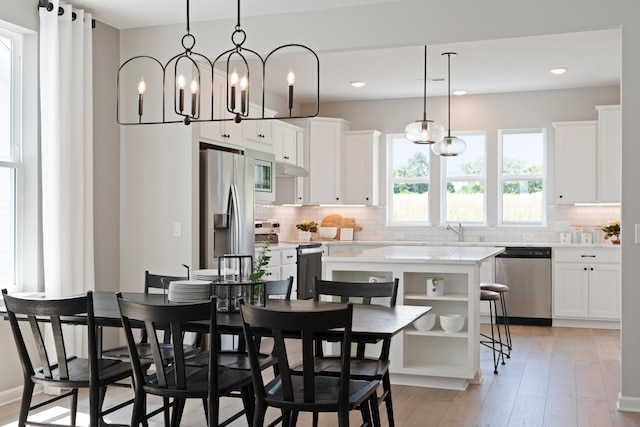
[298,246,324,256]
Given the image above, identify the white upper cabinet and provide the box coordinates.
[272,120,302,165]
[243,104,276,152]
[553,121,598,204]
[342,130,381,205]
[596,105,621,203]
[553,105,621,205]
[291,117,350,205]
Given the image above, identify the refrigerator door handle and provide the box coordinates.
[230,184,241,254]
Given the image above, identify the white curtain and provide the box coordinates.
[39,1,94,357]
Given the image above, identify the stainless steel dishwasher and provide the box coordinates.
[296,243,323,300]
[495,247,552,326]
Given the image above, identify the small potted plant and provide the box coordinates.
[296,220,318,242]
[601,220,621,244]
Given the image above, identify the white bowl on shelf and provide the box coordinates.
[413,313,436,331]
[317,227,338,239]
[440,314,465,333]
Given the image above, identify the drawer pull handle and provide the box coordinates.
[581,255,596,258]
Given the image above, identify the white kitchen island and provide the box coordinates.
[323,245,505,390]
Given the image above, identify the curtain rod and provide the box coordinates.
[37,1,97,28]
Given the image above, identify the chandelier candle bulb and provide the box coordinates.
[230,70,238,111]
[190,79,198,116]
[137,77,145,118]
[287,69,295,112]
[177,74,186,113]
[240,76,248,114]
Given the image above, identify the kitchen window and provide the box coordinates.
[441,132,487,224]
[499,129,546,225]
[0,28,21,291]
[386,134,431,225]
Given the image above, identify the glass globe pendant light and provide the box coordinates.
[404,45,444,144]
[432,52,466,156]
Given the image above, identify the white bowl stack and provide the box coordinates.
[440,314,465,333]
[168,280,212,303]
[413,313,437,331]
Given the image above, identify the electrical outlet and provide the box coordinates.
[173,222,182,237]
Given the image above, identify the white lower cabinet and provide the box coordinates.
[552,248,620,323]
[256,246,298,296]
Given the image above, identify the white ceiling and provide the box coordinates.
[69,0,621,103]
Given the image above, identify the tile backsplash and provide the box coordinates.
[255,203,621,244]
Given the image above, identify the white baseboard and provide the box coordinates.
[0,385,25,408]
[0,385,43,408]
[617,393,640,412]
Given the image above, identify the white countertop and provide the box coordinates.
[310,240,620,249]
[323,245,506,264]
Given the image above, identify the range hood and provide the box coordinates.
[276,161,309,177]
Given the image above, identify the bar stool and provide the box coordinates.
[480,289,505,374]
[480,282,512,358]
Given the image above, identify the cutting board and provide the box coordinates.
[320,214,363,231]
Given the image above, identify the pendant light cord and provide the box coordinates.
[422,45,427,122]
[186,0,190,34]
[446,52,452,138]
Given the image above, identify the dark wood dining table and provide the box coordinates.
[91,292,431,341]
[2,291,431,342]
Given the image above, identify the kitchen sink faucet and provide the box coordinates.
[446,223,464,242]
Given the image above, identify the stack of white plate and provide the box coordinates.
[192,269,221,282]
[192,269,223,297]
[168,280,212,303]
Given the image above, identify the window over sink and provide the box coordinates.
[386,128,547,227]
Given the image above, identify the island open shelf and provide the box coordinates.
[323,245,504,390]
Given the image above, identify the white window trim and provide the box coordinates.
[439,131,487,226]
[497,128,547,226]
[0,26,23,292]
[386,133,431,226]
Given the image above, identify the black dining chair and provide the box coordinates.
[240,300,380,427]
[218,276,294,370]
[2,289,135,427]
[310,277,399,427]
[117,294,254,427]
[265,276,294,300]
[101,271,201,363]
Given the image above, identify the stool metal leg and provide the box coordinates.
[499,293,512,358]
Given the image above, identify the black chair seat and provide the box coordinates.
[32,357,132,388]
[264,375,379,411]
[143,364,252,398]
[102,342,200,363]
[217,351,275,371]
[312,356,390,379]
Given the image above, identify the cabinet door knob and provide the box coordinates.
[590,267,594,271]
[365,197,369,201]
[584,267,588,271]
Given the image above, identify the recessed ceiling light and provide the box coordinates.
[550,67,567,75]
[350,81,365,88]
[453,90,467,96]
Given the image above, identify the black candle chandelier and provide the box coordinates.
[116,0,320,126]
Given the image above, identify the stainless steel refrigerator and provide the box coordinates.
[200,144,255,269]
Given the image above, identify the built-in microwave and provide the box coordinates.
[247,149,275,202]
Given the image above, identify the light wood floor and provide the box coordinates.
[2,325,640,427]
